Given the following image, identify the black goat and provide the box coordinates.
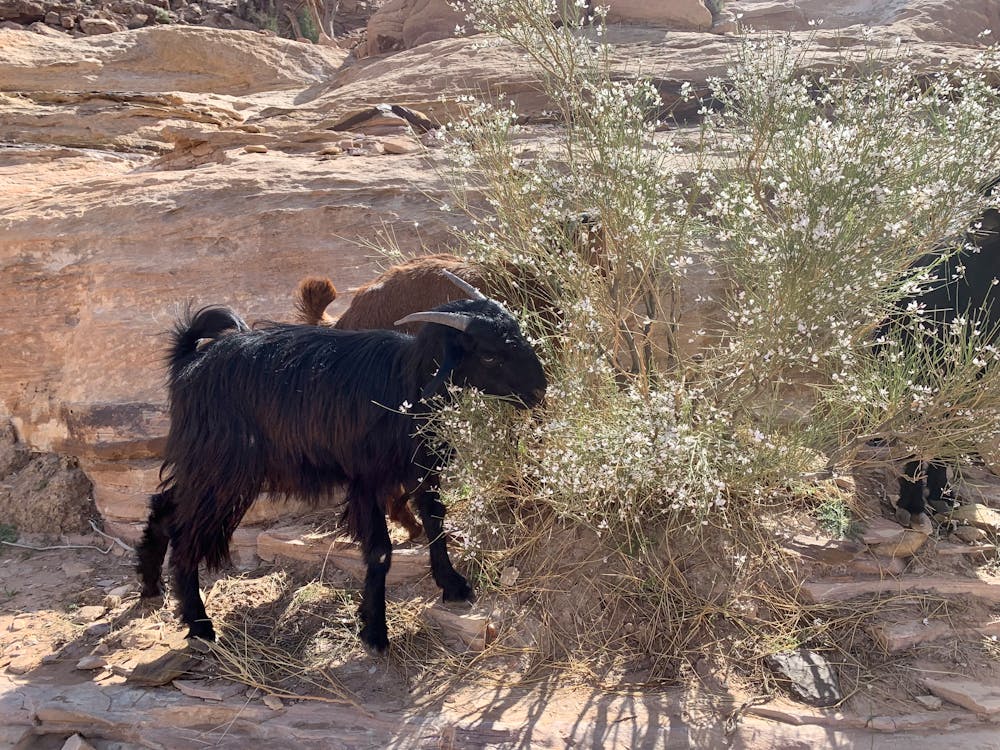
[137,274,547,650]
[894,186,1000,523]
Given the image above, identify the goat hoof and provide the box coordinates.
[360,624,389,653]
[185,622,217,643]
[909,512,933,535]
[442,578,475,604]
[139,585,163,600]
[893,507,913,528]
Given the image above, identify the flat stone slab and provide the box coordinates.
[257,526,430,584]
[801,576,1000,604]
[173,678,245,702]
[923,677,1000,715]
[860,517,909,545]
[423,605,496,652]
[935,504,1000,533]
[869,528,929,558]
[871,619,1000,652]
[782,534,864,565]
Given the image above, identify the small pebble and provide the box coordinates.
[263,694,284,710]
[85,621,112,638]
[75,655,108,670]
[244,144,268,154]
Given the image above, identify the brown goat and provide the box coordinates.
[294,256,493,541]
[292,216,603,538]
[295,254,488,334]
[295,211,605,331]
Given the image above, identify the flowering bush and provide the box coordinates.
[421,2,1000,673]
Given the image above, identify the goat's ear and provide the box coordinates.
[420,339,464,400]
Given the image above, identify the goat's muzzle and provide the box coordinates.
[525,387,546,409]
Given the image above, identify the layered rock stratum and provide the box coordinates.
[0,0,996,538]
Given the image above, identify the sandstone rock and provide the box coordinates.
[500,566,520,587]
[604,0,712,30]
[331,103,436,134]
[75,655,108,670]
[765,649,843,707]
[923,677,1000,715]
[173,678,245,701]
[126,650,200,686]
[935,540,993,556]
[0,1,45,23]
[80,18,121,35]
[711,9,738,34]
[85,621,113,638]
[0,26,347,96]
[44,11,58,25]
[72,606,108,624]
[952,526,987,544]
[128,13,149,29]
[263,693,284,710]
[782,534,863,565]
[915,695,943,711]
[847,554,906,576]
[936,504,1000,533]
[243,144,268,153]
[801,576,1000,604]
[870,528,929,559]
[363,0,466,56]
[5,655,36,675]
[28,20,68,35]
[256,526,355,563]
[0,445,96,535]
[380,135,420,154]
[860,517,908,546]
[267,516,430,570]
[871,620,953,652]
[62,733,97,750]
[424,605,496,651]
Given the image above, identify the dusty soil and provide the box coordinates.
[3,493,1000,750]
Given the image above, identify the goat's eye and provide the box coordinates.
[481,354,498,365]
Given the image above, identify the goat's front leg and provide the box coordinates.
[357,497,393,652]
[925,461,952,513]
[171,555,215,642]
[414,482,473,603]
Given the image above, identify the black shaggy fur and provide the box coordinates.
[895,182,1000,520]
[137,298,546,650]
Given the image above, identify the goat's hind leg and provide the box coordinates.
[137,488,175,598]
[414,484,473,603]
[897,459,926,526]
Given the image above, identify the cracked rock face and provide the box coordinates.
[2,2,997,542]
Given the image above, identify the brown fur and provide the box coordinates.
[295,255,486,334]
[294,276,338,326]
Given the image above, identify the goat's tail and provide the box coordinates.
[168,305,248,374]
[295,277,337,326]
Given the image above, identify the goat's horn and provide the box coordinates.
[442,269,487,301]
[395,311,474,331]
